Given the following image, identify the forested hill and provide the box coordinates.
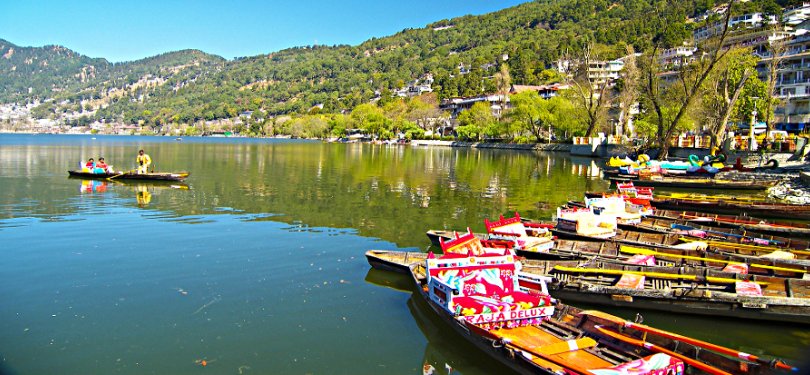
[0,39,225,104]
[0,38,110,101]
[1,0,801,124]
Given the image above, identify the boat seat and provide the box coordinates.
[439,228,490,256]
[557,208,617,238]
[531,337,598,356]
[485,212,554,252]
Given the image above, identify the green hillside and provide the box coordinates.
[2,0,803,126]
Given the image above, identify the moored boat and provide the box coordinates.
[424,227,810,277]
[68,170,190,181]
[368,249,798,373]
[521,258,810,324]
[649,196,810,220]
[608,176,777,191]
[653,209,810,237]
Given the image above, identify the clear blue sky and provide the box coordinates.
[0,0,528,62]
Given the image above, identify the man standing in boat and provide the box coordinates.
[136,149,152,174]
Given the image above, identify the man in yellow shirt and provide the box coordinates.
[136,149,152,174]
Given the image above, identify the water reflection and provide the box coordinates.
[0,135,612,248]
[363,269,511,375]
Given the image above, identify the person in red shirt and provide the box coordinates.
[85,158,95,169]
[95,157,109,172]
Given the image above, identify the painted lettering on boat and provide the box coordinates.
[462,306,554,324]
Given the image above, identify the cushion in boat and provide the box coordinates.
[588,353,684,375]
[735,280,763,297]
[721,263,748,274]
[615,274,645,289]
[760,250,795,260]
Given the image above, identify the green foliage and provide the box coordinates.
[456,102,495,140]
[3,0,709,126]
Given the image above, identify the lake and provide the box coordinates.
[0,134,806,375]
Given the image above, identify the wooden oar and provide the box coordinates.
[682,238,810,257]
[582,311,798,372]
[107,168,136,181]
[593,325,732,375]
[552,265,766,285]
[619,246,807,274]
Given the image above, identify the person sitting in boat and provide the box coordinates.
[136,149,151,174]
[85,158,95,169]
[95,157,111,174]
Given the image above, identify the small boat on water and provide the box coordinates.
[371,248,810,324]
[68,170,190,182]
[424,225,810,277]
[367,249,798,373]
[523,258,810,324]
[564,202,810,247]
[608,176,777,191]
[653,209,810,237]
[649,196,810,220]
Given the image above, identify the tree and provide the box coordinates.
[494,63,511,120]
[615,45,639,137]
[406,94,444,137]
[564,44,611,137]
[350,103,388,139]
[456,102,495,141]
[762,28,787,137]
[640,0,737,159]
[507,91,573,142]
[698,47,757,148]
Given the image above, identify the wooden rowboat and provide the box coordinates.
[427,226,810,273]
[608,176,777,191]
[68,170,190,182]
[652,209,810,237]
[522,258,810,324]
[367,250,798,373]
[649,197,810,220]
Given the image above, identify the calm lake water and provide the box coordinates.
[0,134,806,375]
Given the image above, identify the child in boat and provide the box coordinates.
[82,158,95,172]
[95,157,111,174]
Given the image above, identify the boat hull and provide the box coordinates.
[548,287,810,324]
[68,170,189,181]
[609,177,775,190]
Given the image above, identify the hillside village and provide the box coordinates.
[2,1,810,157]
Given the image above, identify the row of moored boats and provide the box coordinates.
[366,182,805,374]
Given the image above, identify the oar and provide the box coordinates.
[682,238,810,257]
[593,325,732,375]
[619,246,806,274]
[552,265,767,285]
[582,311,798,372]
[107,169,136,181]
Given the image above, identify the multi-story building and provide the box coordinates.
[760,32,810,132]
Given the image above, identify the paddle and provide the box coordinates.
[682,238,810,257]
[582,310,798,372]
[552,265,767,285]
[107,168,136,181]
[619,246,806,274]
[593,325,732,375]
